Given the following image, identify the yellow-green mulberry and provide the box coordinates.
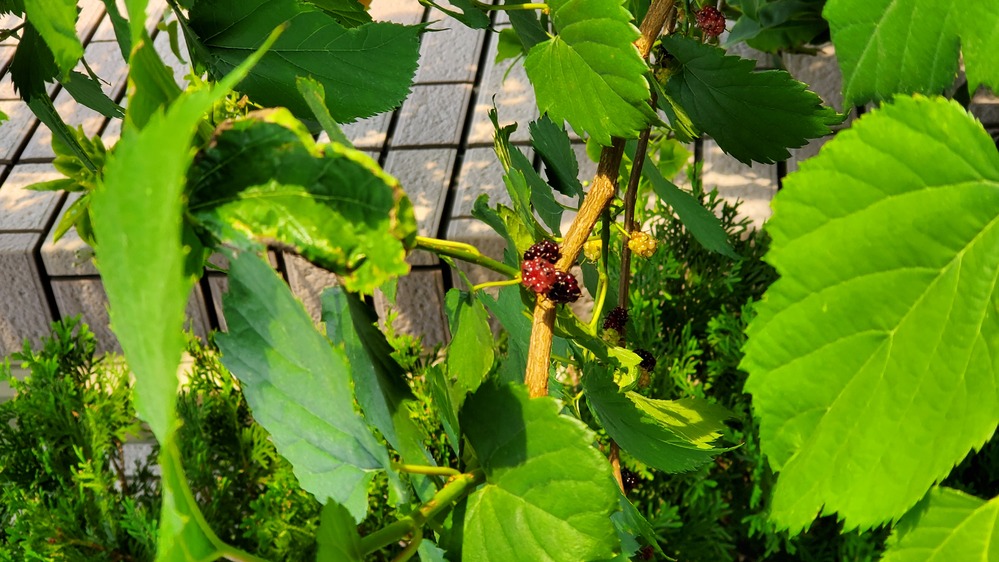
[628,231,657,258]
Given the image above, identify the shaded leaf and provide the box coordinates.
[189,109,416,293]
[99,0,132,59]
[742,96,999,533]
[217,251,391,520]
[462,382,620,561]
[445,289,495,406]
[524,0,657,145]
[725,0,827,52]
[640,154,736,258]
[298,76,351,146]
[316,501,364,562]
[882,487,999,562]
[307,0,372,27]
[62,70,125,119]
[826,0,999,104]
[584,367,732,473]
[422,0,490,29]
[531,115,583,199]
[189,0,422,123]
[661,35,839,164]
[23,0,81,77]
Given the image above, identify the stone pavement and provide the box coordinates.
[1,0,997,356]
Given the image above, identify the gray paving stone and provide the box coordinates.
[368,0,426,25]
[375,269,448,348]
[392,83,472,147]
[416,9,486,84]
[153,22,192,89]
[0,100,37,162]
[93,0,169,42]
[337,111,392,150]
[76,0,108,39]
[452,146,533,217]
[383,148,457,265]
[283,253,338,325]
[0,232,52,356]
[971,90,999,126]
[468,38,537,145]
[0,13,22,47]
[50,277,212,353]
[702,139,778,227]
[0,164,63,231]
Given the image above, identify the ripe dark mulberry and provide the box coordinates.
[621,469,639,493]
[695,6,726,37]
[639,545,655,560]
[547,271,581,304]
[523,239,561,264]
[603,306,629,333]
[635,348,656,372]
[521,258,556,294]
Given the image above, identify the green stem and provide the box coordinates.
[391,530,423,562]
[392,462,461,477]
[472,277,522,292]
[217,545,271,562]
[472,0,549,12]
[416,236,518,277]
[588,265,608,335]
[359,471,485,556]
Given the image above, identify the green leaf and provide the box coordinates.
[421,0,490,29]
[495,28,524,64]
[445,289,495,406]
[471,196,534,268]
[217,251,391,520]
[506,0,548,52]
[297,76,352,146]
[62,71,125,119]
[321,287,431,469]
[316,501,364,562]
[661,35,839,164]
[726,0,827,52]
[583,367,732,473]
[479,286,531,385]
[461,382,620,561]
[882,488,999,562]
[23,0,82,78]
[640,155,736,258]
[530,115,583,199]
[99,0,132,60]
[825,0,999,105]
[189,110,416,293]
[524,0,657,145]
[155,440,220,561]
[189,0,422,123]
[306,0,373,28]
[742,95,999,533]
[10,22,58,103]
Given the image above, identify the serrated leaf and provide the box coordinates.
[23,0,82,78]
[882,487,999,562]
[531,115,583,199]
[640,154,736,258]
[826,0,999,105]
[661,35,839,164]
[297,76,351,146]
[584,367,732,473]
[742,95,999,533]
[725,0,827,52]
[524,0,657,145]
[99,0,132,59]
[217,251,391,520]
[445,289,495,405]
[189,110,416,293]
[62,70,125,119]
[189,0,422,123]
[422,0,490,29]
[461,382,620,561]
[316,501,364,562]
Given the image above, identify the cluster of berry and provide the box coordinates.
[695,5,726,37]
[520,240,581,303]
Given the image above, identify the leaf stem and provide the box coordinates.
[472,0,549,12]
[472,277,523,292]
[359,471,485,556]
[415,236,518,277]
[523,0,675,398]
[392,462,461,477]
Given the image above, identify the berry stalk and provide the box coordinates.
[524,0,675,398]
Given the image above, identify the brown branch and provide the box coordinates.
[524,0,675,398]
[617,125,653,312]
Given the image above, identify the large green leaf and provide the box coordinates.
[316,501,364,562]
[217,251,391,520]
[188,0,422,123]
[726,0,827,52]
[189,109,416,294]
[742,95,999,533]
[826,0,999,105]
[461,382,620,561]
[882,487,999,562]
[530,115,583,199]
[524,0,657,145]
[584,367,732,473]
[23,0,82,78]
[661,35,839,165]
